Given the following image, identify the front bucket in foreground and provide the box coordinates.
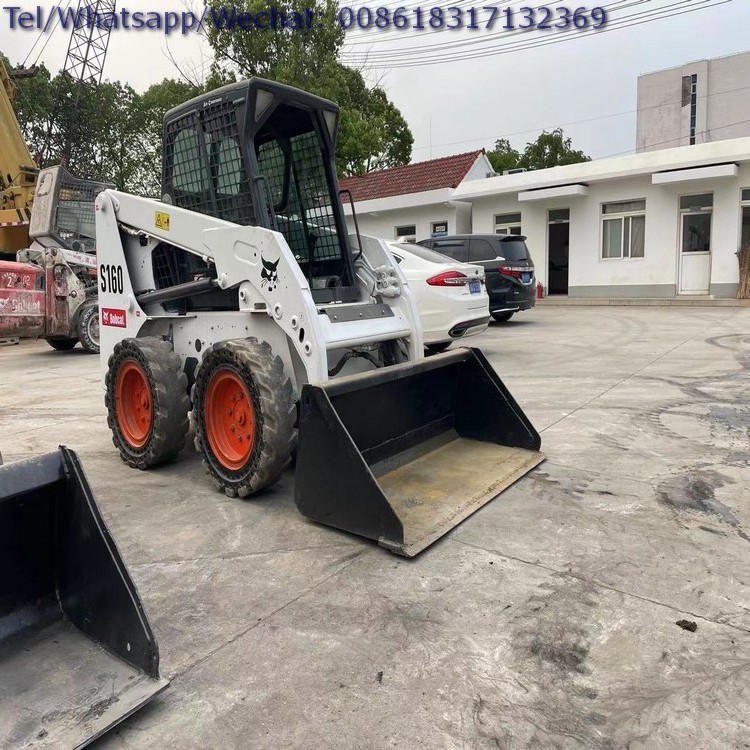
[0,447,168,750]
[295,348,544,556]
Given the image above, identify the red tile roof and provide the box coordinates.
[339,150,485,202]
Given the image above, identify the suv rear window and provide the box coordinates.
[427,239,467,262]
[391,242,457,265]
[498,238,531,263]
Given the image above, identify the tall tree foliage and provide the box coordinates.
[5,51,198,195]
[487,129,591,173]
[203,0,413,175]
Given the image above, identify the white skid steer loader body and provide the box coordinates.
[95,186,543,558]
[95,189,423,391]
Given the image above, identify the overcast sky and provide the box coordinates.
[2,0,745,163]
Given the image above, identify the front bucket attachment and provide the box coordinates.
[295,348,544,556]
[0,447,168,750]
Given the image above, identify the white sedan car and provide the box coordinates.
[387,241,490,353]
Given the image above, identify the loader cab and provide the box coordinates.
[162,79,359,304]
[29,165,113,253]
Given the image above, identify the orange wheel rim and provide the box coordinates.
[115,359,152,448]
[205,367,256,471]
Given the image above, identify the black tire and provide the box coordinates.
[491,311,514,323]
[47,338,77,351]
[426,342,451,354]
[191,338,295,498]
[77,302,100,354]
[105,337,190,470]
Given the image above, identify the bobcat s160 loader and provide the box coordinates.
[95,79,543,556]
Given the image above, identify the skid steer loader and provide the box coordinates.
[0,166,111,353]
[96,79,543,556]
[0,447,168,749]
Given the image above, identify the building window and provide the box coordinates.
[601,200,645,259]
[741,189,750,251]
[679,193,712,254]
[395,224,416,243]
[431,221,448,237]
[679,193,713,211]
[682,74,698,145]
[494,212,522,235]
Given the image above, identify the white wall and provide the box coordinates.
[345,203,466,243]
[464,154,495,181]
[471,167,749,296]
[637,52,750,153]
[707,53,750,143]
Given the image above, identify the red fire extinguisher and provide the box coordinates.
[536,281,544,299]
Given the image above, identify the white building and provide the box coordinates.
[453,138,750,298]
[341,150,493,242]
[637,50,750,153]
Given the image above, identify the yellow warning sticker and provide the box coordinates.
[155,211,170,231]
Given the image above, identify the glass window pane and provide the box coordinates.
[602,218,623,258]
[623,217,631,258]
[395,225,416,237]
[682,213,712,252]
[215,137,243,196]
[469,239,498,261]
[602,200,646,214]
[680,193,713,210]
[172,129,208,194]
[630,216,645,257]
[495,212,521,225]
[548,208,570,222]
[742,207,750,249]
[432,240,467,261]
[742,189,750,203]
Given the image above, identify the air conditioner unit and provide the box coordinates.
[503,168,528,175]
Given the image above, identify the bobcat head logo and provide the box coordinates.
[261,255,279,292]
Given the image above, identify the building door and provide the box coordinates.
[547,209,570,295]
[678,194,712,294]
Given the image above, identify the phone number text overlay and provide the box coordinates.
[2,5,609,35]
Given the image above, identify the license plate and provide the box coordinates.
[469,279,481,294]
[521,272,532,284]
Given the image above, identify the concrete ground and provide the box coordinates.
[1,306,749,749]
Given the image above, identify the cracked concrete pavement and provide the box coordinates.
[1,306,749,749]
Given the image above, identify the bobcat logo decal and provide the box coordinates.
[260,255,280,292]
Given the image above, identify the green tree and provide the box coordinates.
[6,48,198,194]
[518,129,591,170]
[486,138,521,173]
[204,0,413,175]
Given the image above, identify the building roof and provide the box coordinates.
[453,137,750,201]
[339,150,485,202]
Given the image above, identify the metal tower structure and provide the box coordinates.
[50,0,116,166]
[62,0,116,86]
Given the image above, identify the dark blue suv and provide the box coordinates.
[418,234,536,322]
